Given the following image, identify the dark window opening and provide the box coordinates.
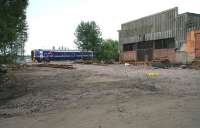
[155,38,175,49]
[137,41,153,49]
[155,40,163,49]
[168,38,175,48]
[123,38,175,51]
[123,43,137,51]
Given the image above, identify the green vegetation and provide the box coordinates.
[0,0,28,64]
[74,21,102,52]
[74,21,119,62]
[97,39,119,62]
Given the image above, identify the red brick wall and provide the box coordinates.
[121,49,176,62]
[186,29,200,58]
[153,48,176,62]
[121,51,136,62]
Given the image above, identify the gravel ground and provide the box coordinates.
[0,63,200,128]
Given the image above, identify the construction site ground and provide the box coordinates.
[1,62,200,128]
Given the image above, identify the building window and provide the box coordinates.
[137,41,153,49]
[155,40,163,49]
[167,38,175,48]
[155,38,175,49]
[123,43,137,51]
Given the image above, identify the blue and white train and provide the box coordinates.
[31,49,94,62]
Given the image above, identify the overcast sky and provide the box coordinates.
[25,0,199,54]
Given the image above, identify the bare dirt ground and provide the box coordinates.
[0,62,200,128]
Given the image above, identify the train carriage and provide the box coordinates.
[31,49,94,62]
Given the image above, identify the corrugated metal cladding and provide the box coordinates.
[119,7,200,50]
[119,7,178,44]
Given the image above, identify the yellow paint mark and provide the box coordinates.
[147,72,160,77]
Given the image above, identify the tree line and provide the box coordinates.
[0,2,118,64]
[74,21,119,62]
[0,0,28,63]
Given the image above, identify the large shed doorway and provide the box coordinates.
[137,49,153,61]
[137,42,153,61]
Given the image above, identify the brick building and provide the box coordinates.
[118,7,200,64]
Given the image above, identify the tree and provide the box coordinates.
[97,39,119,62]
[74,21,102,52]
[0,0,28,63]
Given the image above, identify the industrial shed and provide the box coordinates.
[118,7,200,64]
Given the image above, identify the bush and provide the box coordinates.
[96,39,119,62]
[0,56,17,64]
